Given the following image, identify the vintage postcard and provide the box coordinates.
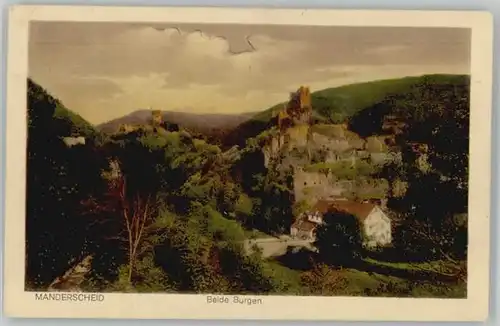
[3,5,493,321]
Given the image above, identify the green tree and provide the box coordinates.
[377,79,469,262]
[300,261,348,295]
[314,210,363,267]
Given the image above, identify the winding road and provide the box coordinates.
[243,236,317,258]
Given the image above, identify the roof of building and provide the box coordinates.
[331,201,376,221]
[309,199,377,222]
[291,218,317,232]
[311,199,336,214]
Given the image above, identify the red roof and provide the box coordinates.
[331,201,376,221]
[311,199,337,214]
[310,199,376,221]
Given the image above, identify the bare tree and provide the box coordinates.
[112,176,155,283]
[79,157,159,286]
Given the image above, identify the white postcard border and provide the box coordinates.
[3,5,493,321]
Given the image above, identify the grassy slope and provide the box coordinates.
[310,74,467,123]
[54,104,98,138]
[29,78,98,138]
[224,74,469,146]
[265,258,465,298]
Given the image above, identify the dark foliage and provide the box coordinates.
[371,76,470,262]
[314,211,363,267]
[26,79,108,288]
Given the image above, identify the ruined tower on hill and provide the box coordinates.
[276,86,312,130]
[289,85,312,124]
[151,109,163,127]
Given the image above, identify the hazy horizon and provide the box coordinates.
[29,22,471,125]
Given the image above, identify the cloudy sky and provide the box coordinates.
[29,22,471,125]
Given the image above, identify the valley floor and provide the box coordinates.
[40,230,466,299]
[241,231,466,298]
[265,258,466,298]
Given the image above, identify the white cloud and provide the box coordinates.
[306,64,468,91]
[29,23,471,124]
[85,73,286,123]
[70,27,315,123]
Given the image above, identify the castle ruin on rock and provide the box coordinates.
[263,86,314,167]
[275,85,313,131]
[151,109,163,127]
[264,86,393,206]
[117,109,164,134]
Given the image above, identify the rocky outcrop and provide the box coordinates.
[48,255,93,292]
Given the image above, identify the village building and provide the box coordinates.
[289,218,317,241]
[62,136,86,147]
[290,198,392,248]
[290,199,334,241]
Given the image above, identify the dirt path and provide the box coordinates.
[47,255,93,292]
[244,236,316,258]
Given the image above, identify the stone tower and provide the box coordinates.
[290,86,312,125]
[152,110,162,127]
[298,86,312,110]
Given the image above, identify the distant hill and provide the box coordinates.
[96,110,258,138]
[223,74,469,147]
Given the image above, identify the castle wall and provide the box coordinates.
[262,125,310,168]
[311,132,351,153]
[286,125,309,148]
[293,169,347,203]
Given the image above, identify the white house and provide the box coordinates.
[290,199,331,241]
[290,198,392,248]
[62,136,86,147]
[351,202,392,248]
